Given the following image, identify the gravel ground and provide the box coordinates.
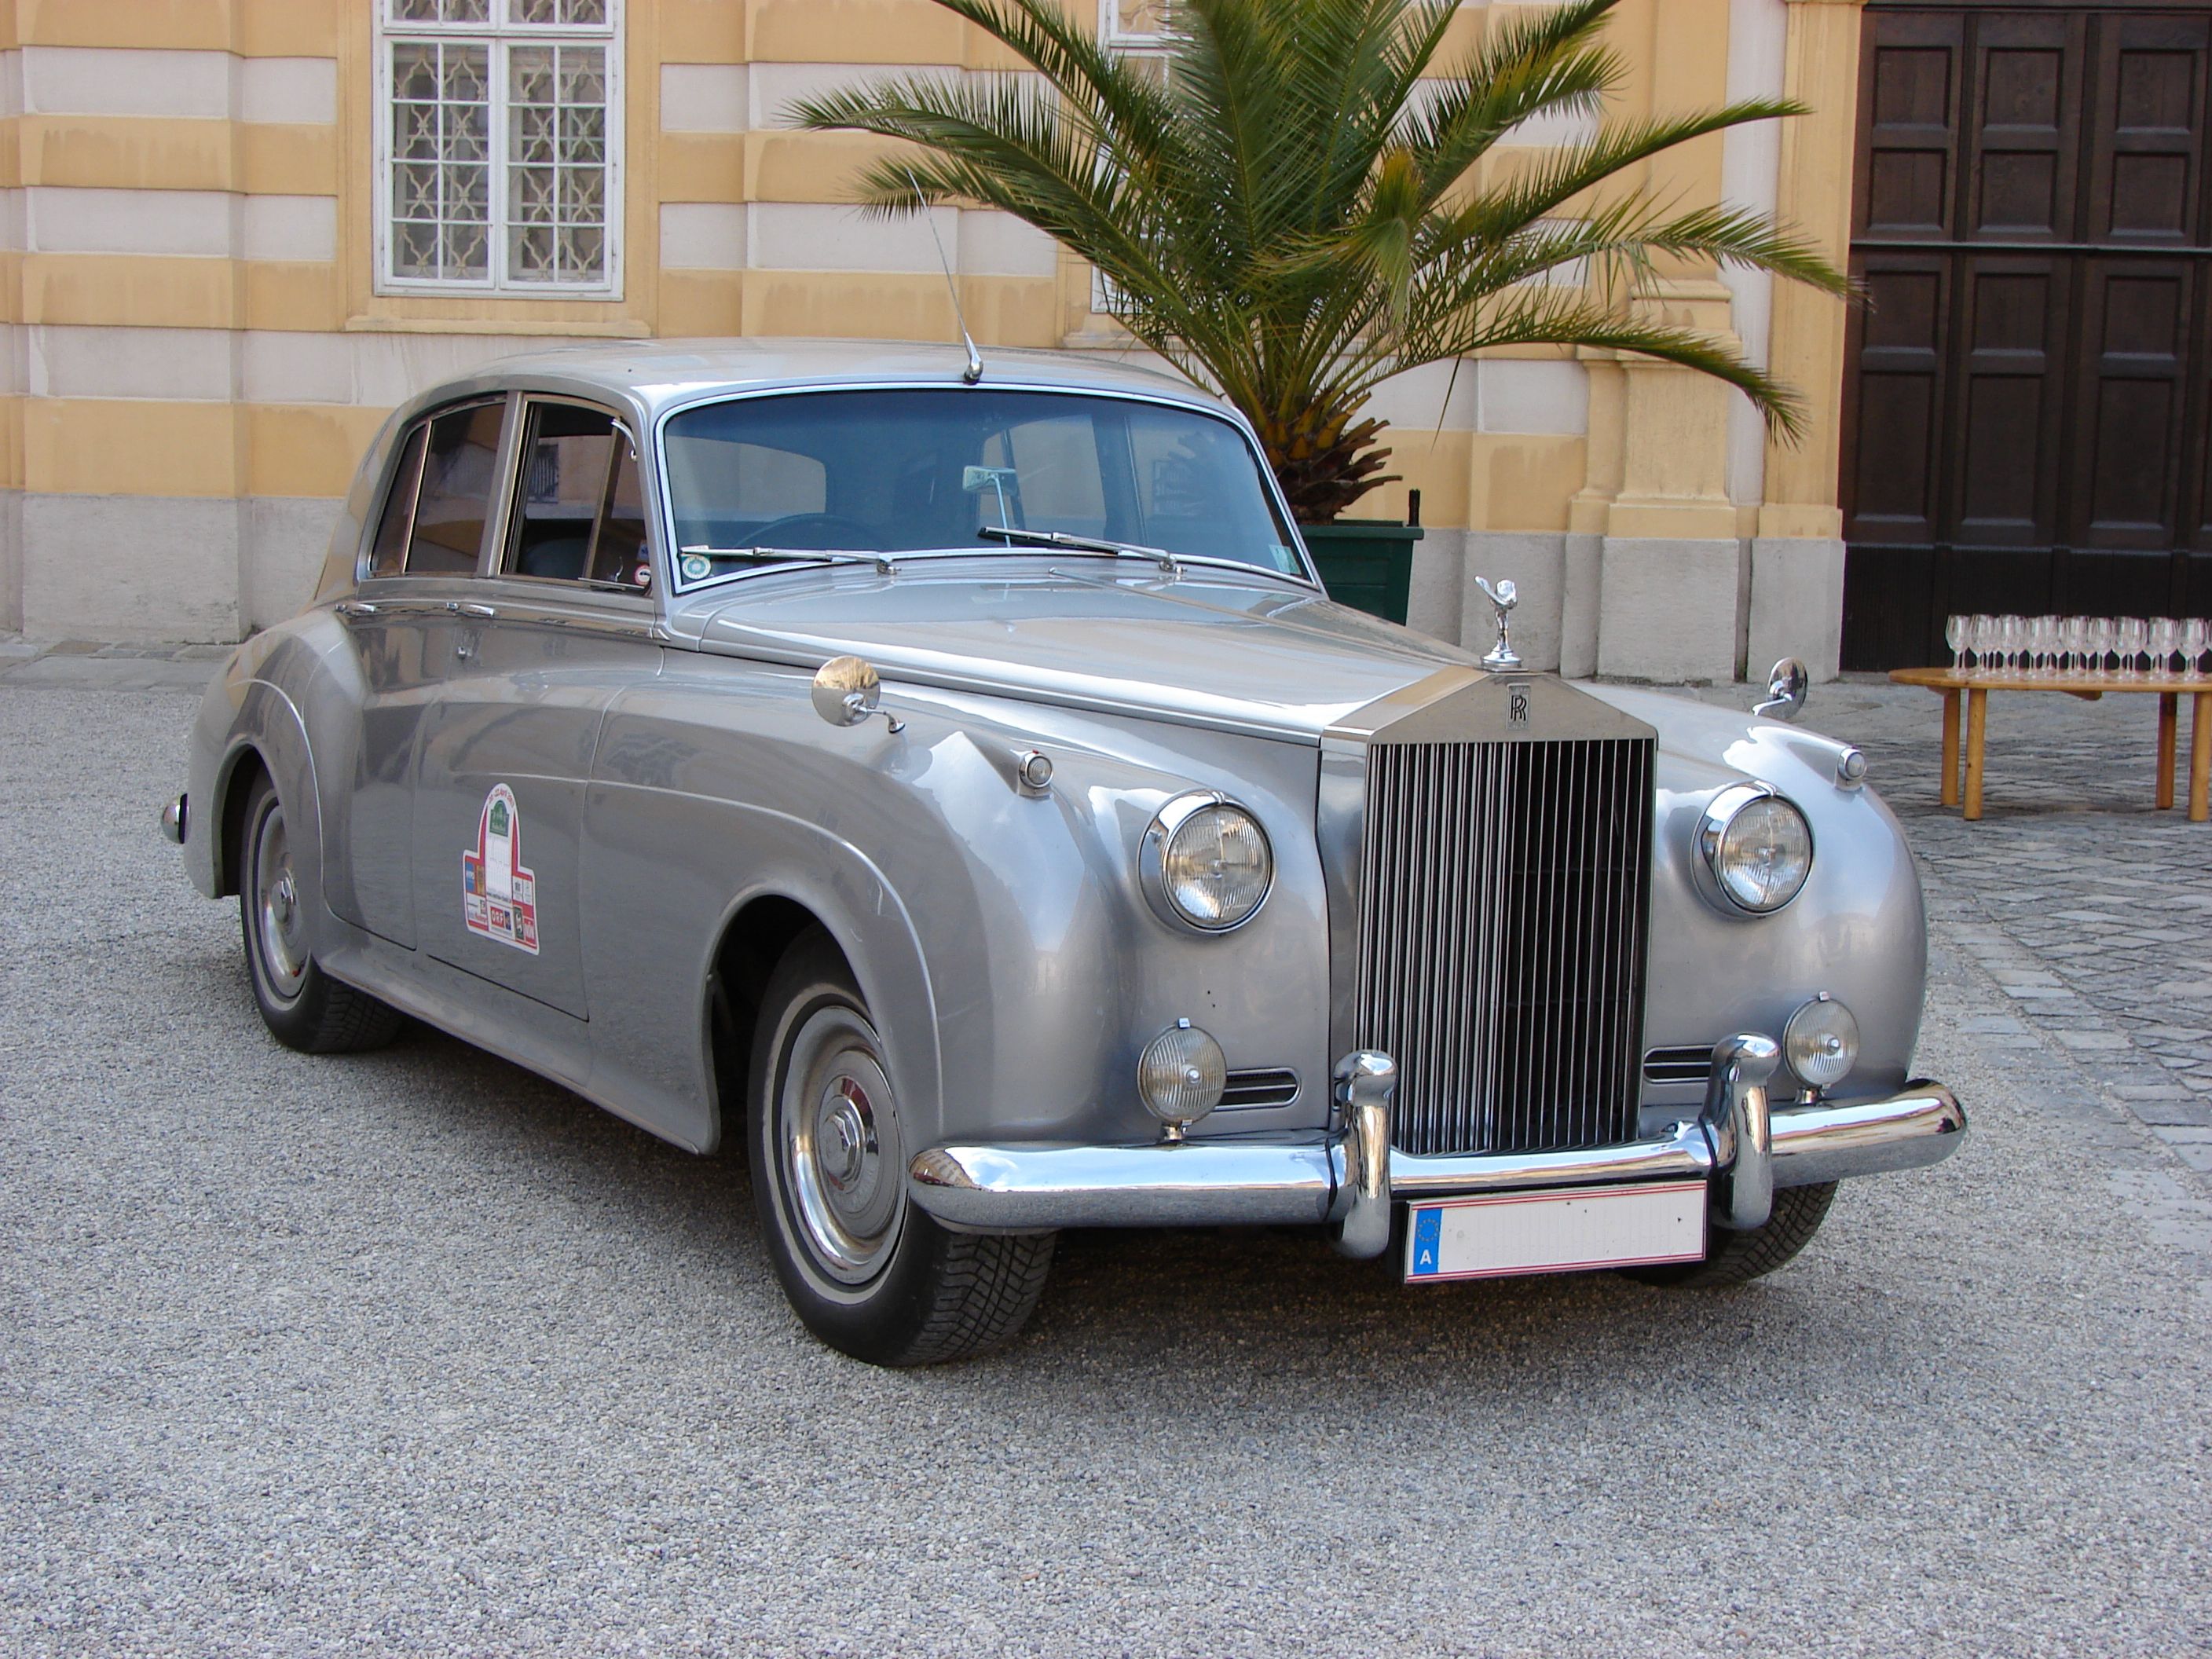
[4,681,2210,1657]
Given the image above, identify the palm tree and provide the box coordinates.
[790,0,1851,524]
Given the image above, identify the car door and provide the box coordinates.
[323,397,507,949]
[410,394,659,1020]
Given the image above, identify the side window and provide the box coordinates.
[407,401,506,574]
[506,400,650,589]
[367,423,429,577]
[589,442,648,586]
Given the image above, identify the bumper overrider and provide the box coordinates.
[907,1035,1965,1257]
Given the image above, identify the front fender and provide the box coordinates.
[580,656,1331,1159]
[1586,683,1928,1103]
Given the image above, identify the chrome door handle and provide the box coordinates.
[335,600,378,619]
[449,600,497,619]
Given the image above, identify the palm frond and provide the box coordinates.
[789,0,1850,518]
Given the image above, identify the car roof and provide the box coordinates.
[397,338,1236,427]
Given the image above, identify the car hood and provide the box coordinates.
[673,562,1481,739]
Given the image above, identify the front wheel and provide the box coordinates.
[238,773,405,1053]
[1621,1181,1838,1288]
[748,928,1054,1366]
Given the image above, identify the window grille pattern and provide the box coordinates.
[507,45,608,282]
[391,42,491,280]
[379,0,619,294]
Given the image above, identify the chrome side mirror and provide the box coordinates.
[1753,657,1809,722]
[812,655,906,734]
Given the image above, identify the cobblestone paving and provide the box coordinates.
[1713,676,2212,1177]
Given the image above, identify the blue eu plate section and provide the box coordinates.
[1408,1206,1445,1278]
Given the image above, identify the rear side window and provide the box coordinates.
[507,401,650,589]
[407,401,506,574]
[366,424,428,578]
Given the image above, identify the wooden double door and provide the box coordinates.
[1841,2,2212,668]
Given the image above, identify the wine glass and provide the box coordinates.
[2002,613,2027,672]
[2150,617,2180,678]
[2038,614,2063,676]
[2185,617,2209,678]
[2088,616,2115,676]
[2117,617,2148,676]
[2060,615,2089,678]
[1945,613,1967,669]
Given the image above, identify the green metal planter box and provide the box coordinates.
[1298,518,1423,625]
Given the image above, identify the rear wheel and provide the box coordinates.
[239,773,405,1053]
[748,928,1054,1365]
[1622,1181,1838,1288]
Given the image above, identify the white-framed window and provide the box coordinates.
[1093,1,1170,312]
[1101,0,1174,62]
[375,0,623,296]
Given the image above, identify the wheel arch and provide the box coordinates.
[206,683,321,904]
[211,741,268,899]
[703,892,826,1152]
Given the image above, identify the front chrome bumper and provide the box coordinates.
[907,1034,1966,1258]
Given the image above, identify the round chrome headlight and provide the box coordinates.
[1784,994,1860,1090]
[1141,793,1273,932]
[1137,1020,1226,1130]
[1697,784,1813,914]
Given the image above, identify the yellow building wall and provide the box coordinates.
[0,0,1864,657]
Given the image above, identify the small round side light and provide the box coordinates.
[1137,1020,1226,1141]
[1784,994,1860,1092]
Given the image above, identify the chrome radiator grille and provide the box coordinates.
[1355,737,1654,1156]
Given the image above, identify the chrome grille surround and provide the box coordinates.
[1320,671,1658,1159]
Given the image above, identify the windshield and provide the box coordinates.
[660,387,1303,588]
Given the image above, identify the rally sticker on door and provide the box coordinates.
[463,783,540,954]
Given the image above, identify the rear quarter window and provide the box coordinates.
[407,401,506,575]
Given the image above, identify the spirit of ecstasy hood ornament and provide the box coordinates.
[1474,576,1522,672]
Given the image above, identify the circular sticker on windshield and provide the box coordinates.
[679,553,712,581]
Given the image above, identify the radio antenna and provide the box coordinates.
[906,167,983,385]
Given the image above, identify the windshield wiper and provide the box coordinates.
[680,544,895,575]
[976,525,1181,577]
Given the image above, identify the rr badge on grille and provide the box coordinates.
[1507,679,1533,731]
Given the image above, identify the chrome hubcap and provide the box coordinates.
[780,1005,903,1285]
[254,804,308,1001]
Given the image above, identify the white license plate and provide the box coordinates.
[1404,1181,1707,1283]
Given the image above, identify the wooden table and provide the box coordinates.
[1888,668,2212,822]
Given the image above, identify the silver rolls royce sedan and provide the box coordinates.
[165,340,1965,1366]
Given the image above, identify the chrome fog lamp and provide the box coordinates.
[1784,994,1861,1092]
[1697,784,1814,914]
[1141,793,1273,932]
[1137,1019,1227,1141]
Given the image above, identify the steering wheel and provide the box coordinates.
[749,512,881,551]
